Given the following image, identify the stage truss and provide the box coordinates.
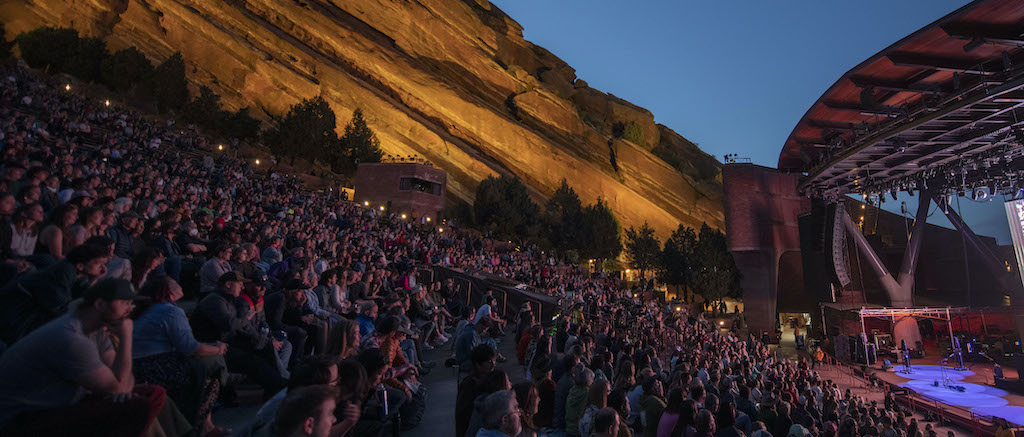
[857,306,966,348]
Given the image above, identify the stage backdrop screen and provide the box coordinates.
[1003,199,1024,288]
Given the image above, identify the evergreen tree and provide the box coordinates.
[543,179,583,250]
[145,52,189,112]
[65,36,108,82]
[339,109,383,172]
[221,107,261,140]
[101,47,153,91]
[624,222,660,279]
[659,224,697,301]
[263,95,339,165]
[183,85,227,128]
[0,22,15,60]
[692,224,742,305]
[473,175,541,243]
[579,197,622,263]
[16,27,79,73]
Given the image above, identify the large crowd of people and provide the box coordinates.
[0,64,983,437]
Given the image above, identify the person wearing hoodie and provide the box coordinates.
[464,370,512,437]
[565,367,594,437]
[641,377,667,437]
[554,360,583,434]
[456,345,497,437]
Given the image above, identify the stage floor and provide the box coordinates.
[874,358,1024,426]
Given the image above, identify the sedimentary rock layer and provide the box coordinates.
[1,0,724,238]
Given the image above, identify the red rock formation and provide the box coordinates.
[0,0,724,238]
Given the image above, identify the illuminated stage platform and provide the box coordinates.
[874,361,1024,427]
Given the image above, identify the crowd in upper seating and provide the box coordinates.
[0,65,981,437]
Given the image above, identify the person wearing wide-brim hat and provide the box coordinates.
[376,316,419,398]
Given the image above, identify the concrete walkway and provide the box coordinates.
[404,330,521,437]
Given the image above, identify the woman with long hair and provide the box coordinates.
[131,276,230,436]
[131,247,166,289]
[579,378,612,437]
[68,206,104,249]
[658,388,686,437]
[36,202,77,260]
[325,318,361,360]
[670,399,699,437]
[514,381,541,437]
[613,359,636,392]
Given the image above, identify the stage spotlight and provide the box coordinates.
[890,190,898,201]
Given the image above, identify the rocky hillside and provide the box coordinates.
[1,0,724,238]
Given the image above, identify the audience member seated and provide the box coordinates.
[131,276,230,436]
[0,278,165,436]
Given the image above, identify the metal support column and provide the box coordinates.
[842,194,930,346]
[932,194,1016,285]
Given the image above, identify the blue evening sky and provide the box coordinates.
[489,0,1015,244]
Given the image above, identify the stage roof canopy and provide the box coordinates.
[779,0,1024,201]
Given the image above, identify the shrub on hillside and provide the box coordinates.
[101,47,153,91]
[264,95,341,166]
[144,52,189,112]
[16,27,79,73]
[0,23,14,60]
[65,37,107,82]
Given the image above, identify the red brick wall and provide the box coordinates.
[722,164,810,334]
[353,163,447,221]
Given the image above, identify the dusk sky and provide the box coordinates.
[490,0,1016,244]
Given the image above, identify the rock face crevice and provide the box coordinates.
[2,0,724,238]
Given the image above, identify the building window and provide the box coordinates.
[399,177,442,196]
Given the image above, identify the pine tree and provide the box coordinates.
[579,197,622,263]
[264,95,339,165]
[624,222,660,279]
[145,52,189,112]
[101,47,153,91]
[65,36,108,82]
[183,85,226,128]
[0,23,16,60]
[339,109,383,171]
[692,224,742,304]
[473,175,541,243]
[659,224,697,301]
[15,27,79,73]
[544,179,583,250]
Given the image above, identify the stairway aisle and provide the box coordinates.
[404,331,520,437]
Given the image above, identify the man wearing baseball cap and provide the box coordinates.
[0,278,165,436]
[196,271,287,394]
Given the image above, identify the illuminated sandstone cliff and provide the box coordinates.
[1,0,724,237]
